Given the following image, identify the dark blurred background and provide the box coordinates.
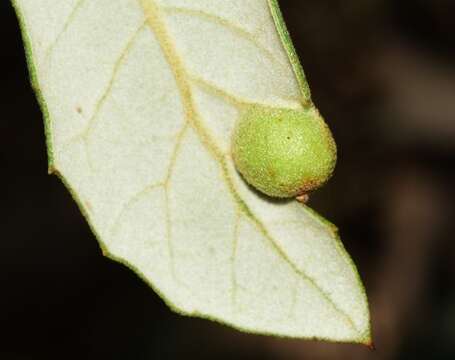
[1,1,455,359]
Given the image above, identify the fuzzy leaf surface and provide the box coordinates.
[13,0,371,342]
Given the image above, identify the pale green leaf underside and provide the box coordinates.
[13,0,370,343]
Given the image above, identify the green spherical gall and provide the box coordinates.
[232,105,337,199]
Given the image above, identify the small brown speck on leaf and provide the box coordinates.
[85,200,92,212]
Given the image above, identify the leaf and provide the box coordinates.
[13,0,371,343]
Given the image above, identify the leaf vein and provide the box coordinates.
[42,0,86,67]
[109,182,165,239]
[161,5,287,68]
[61,21,146,169]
